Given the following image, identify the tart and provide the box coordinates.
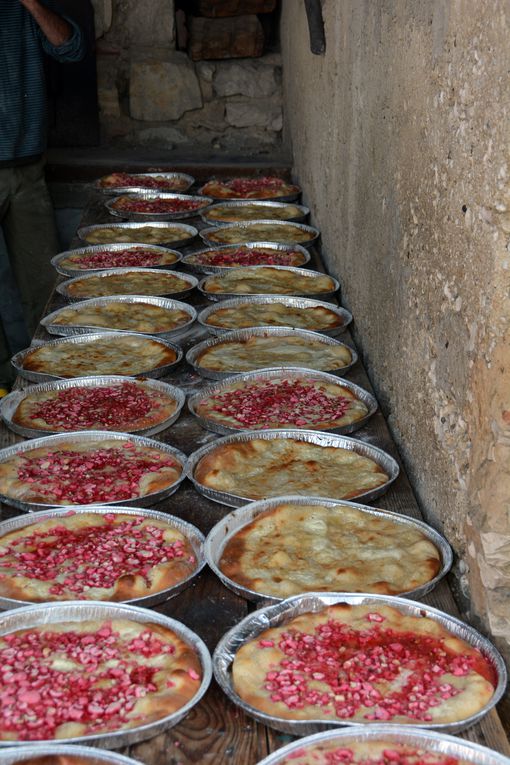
[199,176,300,200]
[0,618,202,740]
[186,245,308,268]
[110,195,207,216]
[204,202,304,224]
[21,335,177,378]
[98,171,192,191]
[64,270,193,299]
[219,502,441,597]
[232,603,496,724]
[195,377,368,431]
[57,247,179,271]
[193,437,388,501]
[204,222,315,246]
[203,301,344,332]
[12,380,179,433]
[202,267,335,296]
[194,335,352,374]
[0,512,197,602]
[81,226,191,245]
[272,739,475,765]
[48,301,191,334]
[0,437,183,506]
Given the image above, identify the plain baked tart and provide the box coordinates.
[202,266,335,296]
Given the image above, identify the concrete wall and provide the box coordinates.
[281,0,510,655]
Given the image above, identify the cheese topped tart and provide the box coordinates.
[193,438,388,501]
[204,302,344,331]
[205,203,304,224]
[22,335,177,378]
[0,618,202,740]
[273,739,474,765]
[203,267,335,296]
[98,171,192,191]
[186,245,307,268]
[196,377,368,430]
[49,301,191,334]
[58,247,179,271]
[82,226,191,245]
[65,270,193,299]
[204,222,315,246]
[110,195,207,216]
[0,438,183,506]
[195,335,352,374]
[12,381,178,433]
[219,502,441,597]
[232,603,497,724]
[199,176,300,200]
[0,512,197,602]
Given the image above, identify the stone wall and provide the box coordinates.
[280,1,510,656]
[91,0,283,153]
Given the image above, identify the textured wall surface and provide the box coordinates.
[281,0,510,655]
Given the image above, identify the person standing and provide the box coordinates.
[0,0,85,393]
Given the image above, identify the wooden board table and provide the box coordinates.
[0,189,508,764]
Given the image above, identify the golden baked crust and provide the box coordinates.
[232,603,496,724]
[186,246,307,268]
[196,335,352,374]
[58,247,179,271]
[50,301,190,334]
[0,512,197,602]
[82,226,190,245]
[66,271,192,298]
[205,302,343,331]
[219,502,441,597]
[205,203,303,223]
[275,740,473,765]
[205,223,314,245]
[0,438,182,505]
[200,177,300,200]
[22,335,177,378]
[12,380,178,433]
[203,267,334,295]
[98,172,191,191]
[0,618,202,740]
[194,438,388,501]
[196,377,368,430]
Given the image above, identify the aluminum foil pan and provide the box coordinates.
[0,430,188,512]
[0,376,186,439]
[188,368,376,436]
[95,171,195,195]
[105,192,213,221]
[255,725,510,765]
[200,220,320,249]
[186,328,357,381]
[187,429,399,507]
[198,265,339,302]
[0,743,145,765]
[200,200,310,227]
[198,296,351,337]
[205,494,452,603]
[181,242,311,275]
[56,268,198,302]
[77,222,198,249]
[197,179,301,203]
[213,592,507,736]
[0,504,205,609]
[41,296,197,342]
[52,244,182,278]
[0,600,211,747]
[11,332,183,383]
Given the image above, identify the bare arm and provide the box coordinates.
[19,0,72,46]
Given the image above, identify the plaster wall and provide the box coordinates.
[280,1,510,654]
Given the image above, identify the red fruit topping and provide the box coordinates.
[224,177,289,195]
[199,247,300,267]
[69,248,166,269]
[115,198,204,214]
[103,173,187,190]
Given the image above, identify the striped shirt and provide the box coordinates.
[0,1,84,166]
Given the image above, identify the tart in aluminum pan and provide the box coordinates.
[186,328,356,381]
[201,200,309,226]
[106,192,213,221]
[41,296,197,341]
[0,505,205,608]
[0,743,147,765]
[181,242,311,273]
[205,495,452,602]
[255,725,510,765]
[198,297,351,336]
[0,431,187,512]
[12,332,183,382]
[188,368,376,435]
[200,220,319,248]
[198,265,338,300]
[78,222,197,248]
[95,171,195,194]
[198,176,301,202]
[1,377,185,438]
[187,429,399,507]
[0,601,211,747]
[213,593,506,736]
[52,245,182,277]
[56,268,198,301]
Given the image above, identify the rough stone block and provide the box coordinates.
[136,126,188,147]
[225,99,282,131]
[124,0,175,46]
[213,61,278,98]
[188,16,264,61]
[129,54,203,121]
[188,0,276,16]
[91,0,112,38]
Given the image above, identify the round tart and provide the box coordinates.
[56,247,179,272]
[62,270,195,299]
[0,511,199,602]
[185,245,308,269]
[80,225,193,246]
[202,267,335,296]
[97,171,193,192]
[204,202,305,224]
[109,194,209,217]
[199,176,300,200]
[0,617,202,740]
[203,222,316,246]
[47,300,192,335]
[201,300,345,332]
[0,436,183,506]
[232,602,497,725]
[217,501,442,598]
